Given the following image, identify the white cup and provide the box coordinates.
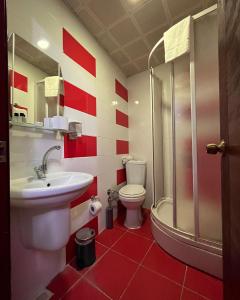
[44,117,53,129]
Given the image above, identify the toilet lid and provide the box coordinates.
[119,184,145,197]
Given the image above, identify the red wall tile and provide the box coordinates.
[116,109,128,128]
[63,28,96,77]
[64,80,96,116]
[64,135,97,158]
[117,168,126,185]
[71,176,98,208]
[59,94,64,106]
[66,217,98,263]
[116,140,129,154]
[10,70,28,92]
[115,79,128,102]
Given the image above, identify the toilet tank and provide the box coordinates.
[126,160,146,186]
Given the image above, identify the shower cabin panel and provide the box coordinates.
[173,55,194,234]
[155,63,173,201]
[195,11,222,242]
[152,75,164,204]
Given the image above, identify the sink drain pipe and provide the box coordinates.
[106,189,118,229]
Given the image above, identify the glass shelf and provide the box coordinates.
[9,121,74,134]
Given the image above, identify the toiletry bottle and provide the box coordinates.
[22,113,27,123]
[13,112,19,123]
[19,113,24,123]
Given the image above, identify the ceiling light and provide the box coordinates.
[112,100,118,106]
[37,39,49,49]
[128,0,142,4]
[134,100,139,105]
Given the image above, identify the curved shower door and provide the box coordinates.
[194,10,221,243]
[172,10,221,244]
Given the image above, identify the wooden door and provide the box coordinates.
[218,0,240,298]
[0,0,11,299]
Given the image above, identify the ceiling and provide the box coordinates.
[63,0,217,77]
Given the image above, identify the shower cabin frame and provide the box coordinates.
[148,4,222,278]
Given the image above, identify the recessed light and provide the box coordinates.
[112,100,118,106]
[37,39,49,49]
[134,100,139,105]
[128,0,142,4]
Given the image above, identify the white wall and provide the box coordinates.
[128,63,172,208]
[7,0,128,299]
[128,71,153,208]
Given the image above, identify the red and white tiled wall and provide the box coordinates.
[8,0,129,299]
[61,27,129,260]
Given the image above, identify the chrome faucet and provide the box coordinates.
[34,145,61,179]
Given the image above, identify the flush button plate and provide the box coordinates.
[0,141,7,163]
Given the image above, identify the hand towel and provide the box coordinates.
[164,16,192,63]
[44,76,60,97]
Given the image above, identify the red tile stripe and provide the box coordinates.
[66,217,98,263]
[64,80,96,116]
[64,135,97,158]
[71,176,98,208]
[63,28,96,77]
[10,70,28,92]
[116,109,128,128]
[115,79,128,102]
[117,168,126,185]
[116,140,129,154]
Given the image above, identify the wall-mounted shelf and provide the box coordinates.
[9,121,74,134]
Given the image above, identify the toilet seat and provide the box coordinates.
[119,184,146,200]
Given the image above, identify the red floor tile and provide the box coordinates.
[62,278,109,300]
[114,216,127,231]
[69,242,108,276]
[96,227,125,247]
[142,243,186,284]
[86,250,138,299]
[121,266,182,300]
[184,267,223,300]
[112,232,152,263]
[128,214,153,240]
[181,288,207,300]
[47,266,80,299]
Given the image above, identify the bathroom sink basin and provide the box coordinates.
[10,172,94,208]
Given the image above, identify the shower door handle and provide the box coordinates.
[206,140,226,155]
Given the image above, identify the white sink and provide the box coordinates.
[10,172,94,251]
[11,172,94,208]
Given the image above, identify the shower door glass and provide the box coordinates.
[174,55,194,234]
[195,11,222,242]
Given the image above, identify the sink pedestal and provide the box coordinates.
[17,205,70,251]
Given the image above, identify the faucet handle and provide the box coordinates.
[34,166,46,179]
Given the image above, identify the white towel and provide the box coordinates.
[164,16,192,63]
[44,76,60,97]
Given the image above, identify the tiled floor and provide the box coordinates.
[47,212,223,300]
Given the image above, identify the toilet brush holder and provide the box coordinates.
[106,189,118,229]
[106,206,113,229]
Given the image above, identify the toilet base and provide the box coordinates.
[124,207,143,229]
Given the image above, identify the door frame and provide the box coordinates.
[0,0,11,299]
[218,0,240,298]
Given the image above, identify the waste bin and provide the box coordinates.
[75,227,96,269]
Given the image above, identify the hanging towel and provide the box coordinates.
[44,76,60,97]
[164,16,192,63]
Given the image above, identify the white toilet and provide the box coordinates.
[119,160,146,229]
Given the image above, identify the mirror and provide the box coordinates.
[8,33,64,125]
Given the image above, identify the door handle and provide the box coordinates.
[206,140,226,155]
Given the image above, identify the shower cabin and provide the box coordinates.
[149,5,222,278]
